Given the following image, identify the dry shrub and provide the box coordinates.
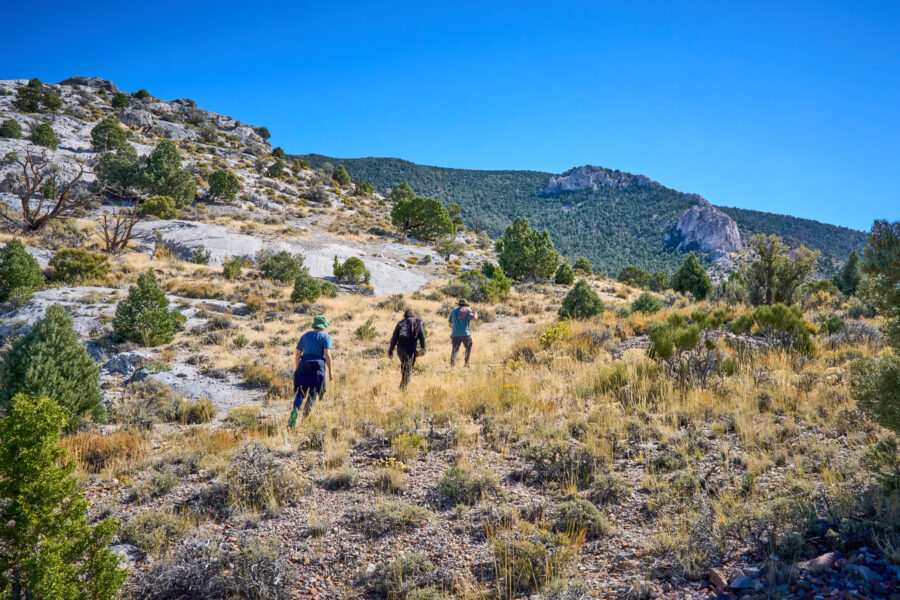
[224,442,301,512]
[166,280,225,299]
[349,501,430,538]
[62,430,147,472]
[439,465,499,506]
[492,521,579,597]
[122,509,193,557]
[524,440,604,489]
[134,535,295,600]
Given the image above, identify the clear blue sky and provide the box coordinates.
[3,1,898,230]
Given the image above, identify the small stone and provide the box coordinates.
[708,567,728,590]
[730,575,755,589]
[797,552,838,573]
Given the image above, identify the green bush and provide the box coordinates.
[670,252,712,300]
[554,262,574,285]
[851,355,900,434]
[133,89,150,100]
[122,510,192,557]
[208,169,240,201]
[389,182,457,241]
[492,522,575,596]
[141,195,178,219]
[30,122,58,149]
[438,465,499,505]
[573,257,593,274]
[267,158,286,178]
[319,281,337,298]
[0,238,43,302]
[97,143,142,197]
[447,268,510,304]
[333,256,370,284]
[259,251,304,283]
[48,248,110,283]
[90,117,127,151]
[558,279,604,320]
[14,78,62,112]
[291,271,321,302]
[190,246,211,265]
[222,257,242,280]
[110,92,130,109]
[0,118,22,139]
[552,498,611,538]
[731,303,814,354]
[113,271,182,347]
[0,304,104,427]
[272,146,285,159]
[256,126,271,140]
[631,291,663,314]
[618,265,650,287]
[0,394,126,599]
[332,164,352,186]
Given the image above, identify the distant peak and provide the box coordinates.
[539,164,658,195]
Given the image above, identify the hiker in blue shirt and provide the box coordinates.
[448,299,478,367]
[289,315,333,426]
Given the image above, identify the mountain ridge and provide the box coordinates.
[294,153,867,275]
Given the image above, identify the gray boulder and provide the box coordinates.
[117,109,154,128]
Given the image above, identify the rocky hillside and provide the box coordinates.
[296,155,867,276]
[0,77,481,296]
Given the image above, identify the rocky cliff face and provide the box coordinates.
[674,198,742,253]
[540,165,657,195]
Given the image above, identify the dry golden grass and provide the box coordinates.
[62,430,149,473]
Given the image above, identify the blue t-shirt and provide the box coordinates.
[449,307,475,337]
[297,330,332,360]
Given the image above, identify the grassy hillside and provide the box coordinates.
[296,154,866,275]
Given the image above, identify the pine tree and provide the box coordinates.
[837,250,861,296]
[0,394,126,600]
[670,253,712,300]
[141,140,197,207]
[0,118,22,139]
[113,271,181,347]
[0,304,104,427]
[0,238,44,302]
[559,279,604,320]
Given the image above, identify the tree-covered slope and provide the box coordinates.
[296,154,866,275]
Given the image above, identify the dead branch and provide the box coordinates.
[97,202,144,252]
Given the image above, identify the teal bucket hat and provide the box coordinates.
[311,315,330,329]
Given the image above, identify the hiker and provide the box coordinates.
[448,299,478,367]
[290,315,333,426]
[388,308,426,389]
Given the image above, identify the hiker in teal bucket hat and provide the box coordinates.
[289,314,333,426]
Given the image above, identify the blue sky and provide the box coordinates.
[3,1,898,230]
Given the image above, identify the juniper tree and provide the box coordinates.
[0,118,22,139]
[558,279,604,320]
[208,169,240,201]
[30,122,58,149]
[113,271,181,346]
[291,271,322,302]
[141,140,196,207]
[0,304,105,426]
[670,252,712,300]
[90,117,127,151]
[554,262,575,286]
[0,394,126,600]
[332,164,352,186]
[495,217,559,281]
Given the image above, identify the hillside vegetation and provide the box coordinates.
[295,154,866,275]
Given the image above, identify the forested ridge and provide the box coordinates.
[296,154,866,274]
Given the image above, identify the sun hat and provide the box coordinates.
[311,315,330,329]
[458,299,469,306]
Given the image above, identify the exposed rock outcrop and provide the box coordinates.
[674,198,742,252]
[540,165,656,195]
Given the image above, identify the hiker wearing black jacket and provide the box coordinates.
[388,309,426,390]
